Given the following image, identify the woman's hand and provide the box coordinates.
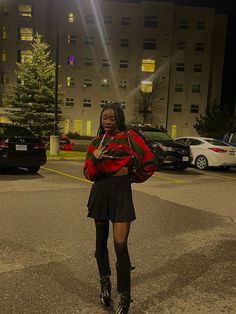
[93,144,108,160]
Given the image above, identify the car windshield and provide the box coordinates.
[205,139,229,146]
[142,130,172,141]
[0,125,34,137]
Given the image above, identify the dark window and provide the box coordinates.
[190,104,199,113]
[101,79,110,88]
[83,99,92,107]
[85,36,94,45]
[143,38,156,50]
[85,14,94,24]
[193,64,202,72]
[195,43,204,52]
[121,17,130,26]
[84,57,93,66]
[177,42,186,50]
[173,104,182,112]
[104,16,112,25]
[197,21,206,30]
[175,83,183,92]
[83,79,93,88]
[176,63,185,71]
[120,60,128,69]
[119,80,128,89]
[120,39,129,48]
[102,59,110,68]
[192,84,200,93]
[144,16,158,28]
[65,98,74,106]
[179,20,189,29]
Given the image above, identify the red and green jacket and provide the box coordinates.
[83,130,157,182]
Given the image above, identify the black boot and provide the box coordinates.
[115,263,131,314]
[100,275,111,306]
[95,249,111,306]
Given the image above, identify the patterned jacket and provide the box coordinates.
[83,129,157,182]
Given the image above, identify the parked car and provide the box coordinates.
[0,123,46,173]
[128,125,192,170]
[175,136,236,170]
[223,132,236,147]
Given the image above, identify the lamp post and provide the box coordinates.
[50,10,59,156]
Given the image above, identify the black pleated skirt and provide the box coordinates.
[87,175,136,222]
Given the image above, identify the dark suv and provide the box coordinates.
[128,125,192,170]
[0,123,46,173]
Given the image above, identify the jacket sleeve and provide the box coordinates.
[129,130,157,182]
[83,139,101,182]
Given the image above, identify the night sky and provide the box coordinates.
[111,0,236,110]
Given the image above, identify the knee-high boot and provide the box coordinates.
[94,249,111,306]
[115,263,131,314]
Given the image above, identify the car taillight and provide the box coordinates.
[208,147,227,153]
[33,142,45,149]
[0,140,9,148]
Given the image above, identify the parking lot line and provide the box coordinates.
[41,166,92,183]
[153,174,185,183]
[200,172,236,180]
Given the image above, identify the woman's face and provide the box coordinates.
[101,109,119,133]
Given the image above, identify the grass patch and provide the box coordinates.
[46,150,86,159]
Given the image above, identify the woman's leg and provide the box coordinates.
[94,220,111,306]
[113,222,132,314]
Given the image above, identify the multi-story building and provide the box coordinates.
[0,0,227,137]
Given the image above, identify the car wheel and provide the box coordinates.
[28,166,40,174]
[174,164,188,170]
[195,155,208,170]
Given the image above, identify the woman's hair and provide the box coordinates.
[97,102,127,136]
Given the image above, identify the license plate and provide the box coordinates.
[16,144,27,151]
[229,151,234,156]
[182,156,189,161]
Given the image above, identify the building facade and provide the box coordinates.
[0,0,227,137]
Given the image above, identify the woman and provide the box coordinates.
[83,103,157,314]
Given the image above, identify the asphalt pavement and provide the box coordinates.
[0,163,235,314]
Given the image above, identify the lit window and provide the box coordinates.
[65,98,74,106]
[100,100,109,108]
[143,38,156,50]
[141,81,153,93]
[192,84,200,93]
[195,43,204,52]
[120,39,129,48]
[120,59,128,69]
[83,99,92,107]
[119,80,128,89]
[144,16,158,28]
[68,13,76,23]
[179,20,189,29]
[1,26,9,39]
[101,79,110,88]
[121,17,130,26]
[197,21,206,30]
[84,57,93,66]
[67,55,76,65]
[173,104,182,112]
[177,42,186,50]
[176,63,185,71]
[0,71,9,84]
[66,77,75,87]
[83,79,93,88]
[142,59,155,72]
[85,36,94,45]
[1,49,7,62]
[85,14,94,24]
[67,35,76,44]
[104,16,112,25]
[193,64,202,72]
[18,5,32,17]
[19,28,33,41]
[102,59,110,68]
[105,37,112,46]
[175,83,183,92]
[18,50,33,63]
[190,104,199,113]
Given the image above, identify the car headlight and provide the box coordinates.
[159,144,175,152]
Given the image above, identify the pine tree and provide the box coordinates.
[8,33,60,138]
[194,100,236,139]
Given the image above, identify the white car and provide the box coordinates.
[174,136,236,170]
